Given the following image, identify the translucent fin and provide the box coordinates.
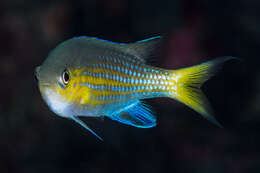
[109,102,156,128]
[71,116,103,141]
[169,56,236,127]
[126,36,162,62]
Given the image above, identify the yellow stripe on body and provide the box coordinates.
[58,63,178,106]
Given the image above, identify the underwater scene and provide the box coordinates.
[0,0,258,172]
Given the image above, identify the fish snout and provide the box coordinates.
[34,66,41,83]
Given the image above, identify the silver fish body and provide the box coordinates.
[36,36,234,140]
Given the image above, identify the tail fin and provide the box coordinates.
[170,56,236,127]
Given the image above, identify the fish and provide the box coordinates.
[35,35,235,140]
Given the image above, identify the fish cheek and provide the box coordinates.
[58,79,91,106]
[57,84,74,103]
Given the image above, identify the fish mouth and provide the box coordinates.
[34,66,41,83]
[35,66,41,76]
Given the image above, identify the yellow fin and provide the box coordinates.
[170,56,236,127]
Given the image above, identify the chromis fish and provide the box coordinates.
[35,36,234,140]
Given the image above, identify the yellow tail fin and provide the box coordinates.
[170,56,235,127]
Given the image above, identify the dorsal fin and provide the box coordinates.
[71,35,162,63]
[123,36,162,62]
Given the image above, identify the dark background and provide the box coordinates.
[0,0,258,172]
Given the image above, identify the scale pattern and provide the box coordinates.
[58,55,179,106]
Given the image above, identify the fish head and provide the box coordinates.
[35,44,78,118]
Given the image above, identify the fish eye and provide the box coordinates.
[62,69,70,85]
